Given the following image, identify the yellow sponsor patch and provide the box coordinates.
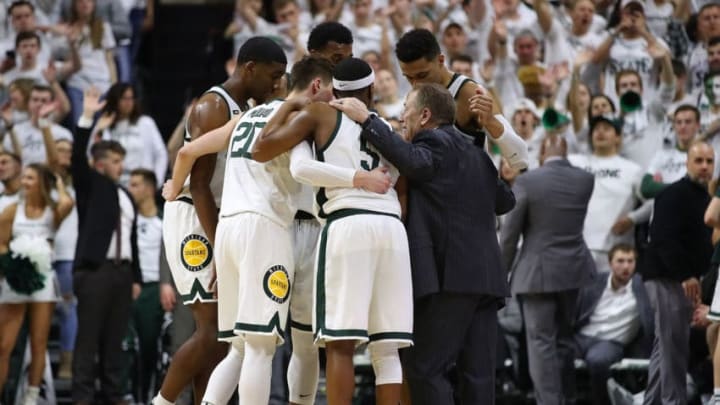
[263,265,290,303]
[180,234,212,272]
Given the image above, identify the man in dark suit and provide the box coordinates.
[575,244,654,405]
[71,88,141,405]
[642,141,715,405]
[330,82,522,404]
[500,135,595,405]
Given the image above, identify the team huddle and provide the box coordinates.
[154,23,528,405]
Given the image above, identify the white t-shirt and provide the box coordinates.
[544,17,606,67]
[340,20,390,59]
[646,147,687,184]
[137,213,162,283]
[66,21,116,93]
[3,121,73,166]
[3,63,48,86]
[580,276,641,345]
[53,185,78,261]
[645,0,674,39]
[687,43,708,95]
[100,116,168,187]
[568,153,643,252]
[603,37,667,101]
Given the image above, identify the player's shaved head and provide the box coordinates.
[540,135,567,165]
[236,36,287,65]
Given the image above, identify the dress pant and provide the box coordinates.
[403,293,498,405]
[575,334,625,405]
[72,261,133,404]
[643,279,692,405]
[519,290,579,405]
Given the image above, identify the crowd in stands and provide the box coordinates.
[2,0,720,403]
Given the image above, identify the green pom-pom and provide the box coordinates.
[0,251,46,295]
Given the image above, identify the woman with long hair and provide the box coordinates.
[94,82,167,186]
[64,0,117,123]
[0,163,73,405]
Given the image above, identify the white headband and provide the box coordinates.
[333,71,375,91]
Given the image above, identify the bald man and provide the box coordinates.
[642,142,715,405]
[501,136,596,404]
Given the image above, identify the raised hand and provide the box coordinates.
[42,60,57,84]
[492,17,508,42]
[39,101,57,119]
[647,42,669,60]
[82,87,105,117]
[469,87,495,128]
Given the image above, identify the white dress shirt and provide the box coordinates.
[580,276,641,345]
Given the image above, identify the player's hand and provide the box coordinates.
[683,277,701,305]
[132,283,142,300]
[611,216,634,235]
[330,97,370,124]
[469,87,495,127]
[162,179,180,201]
[160,283,177,312]
[353,166,392,194]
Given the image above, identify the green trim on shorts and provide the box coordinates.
[290,320,313,332]
[180,279,214,303]
[234,312,285,338]
[708,310,720,321]
[314,209,400,340]
[217,330,236,339]
[369,332,413,342]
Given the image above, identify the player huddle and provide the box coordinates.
[155,22,528,405]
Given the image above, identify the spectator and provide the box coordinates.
[612,51,675,169]
[574,244,654,405]
[641,105,700,198]
[568,115,648,273]
[501,135,595,405]
[0,163,73,405]
[642,141,715,405]
[686,3,720,94]
[374,68,404,120]
[40,108,78,380]
[3,78,34,126]
[1,1,55,72]
[491,28,547,109]
[342,0,387,59]
[94,82,167,187]
[2,85,72,166]
[126,168,163,404]
[505,98,542,169]
[592,0,670,102]
[0,151,21,209]
[63,0,117,124]
[71,87,141,405]
[272,0,310,66]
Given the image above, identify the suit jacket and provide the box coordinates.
[642,176,713,282]
[361,117,511,299]
[501,158,595,294]
[71,125,141,283]
[575,272,654,357]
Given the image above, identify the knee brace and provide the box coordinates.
[369,341,402,385]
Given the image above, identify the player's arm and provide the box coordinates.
[289,140,392,193]
[253,100,318,162]
[462,82,529,171]
[187,95,230,245]
[163,115,241,201]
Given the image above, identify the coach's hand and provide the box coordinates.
[162,180,180,202]
[330,98,370,123]
[682,277,701,306]
[353,166,392,194]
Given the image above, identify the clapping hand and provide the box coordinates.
[82,87,105,118]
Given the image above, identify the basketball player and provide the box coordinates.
[306,21,354,64]
[395,28,529,170]
[252,58,413,405]
[163,58,389,404]
[154,37,287,405]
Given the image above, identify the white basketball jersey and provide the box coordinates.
[315,111,401,218]
[180,85,244,206]
[220,100,300,228]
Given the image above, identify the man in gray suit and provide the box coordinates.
[501,135,596,405]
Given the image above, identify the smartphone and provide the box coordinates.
[5,50,15,60]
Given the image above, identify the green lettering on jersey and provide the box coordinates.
[230,121,266,159]
[359,138,380,170]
